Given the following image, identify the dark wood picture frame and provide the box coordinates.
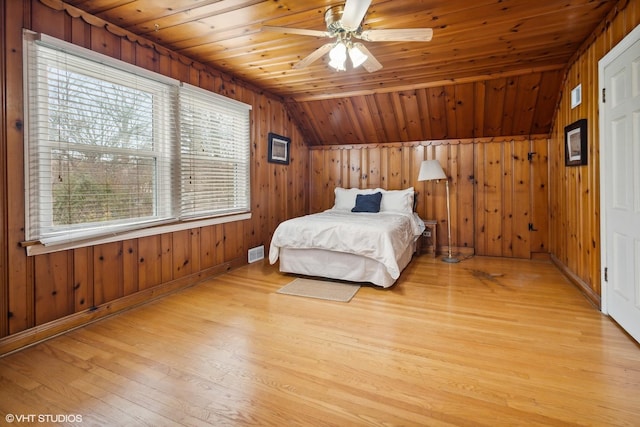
[564,119,588,166]
[268,132,290,165]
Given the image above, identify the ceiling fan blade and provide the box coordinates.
[262,25,330,38]
[359,28,434,42]
[353,43,382,72]
[341,0,372,31]
[292,43,334,69]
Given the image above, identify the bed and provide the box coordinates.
[269,187,425,288]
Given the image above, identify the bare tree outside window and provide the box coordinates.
[47,69,157,226]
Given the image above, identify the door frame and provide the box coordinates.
[598,24,640,315]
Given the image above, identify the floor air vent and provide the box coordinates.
[248,245,265,263]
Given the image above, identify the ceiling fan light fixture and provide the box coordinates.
[268,0,433,73]
[349,44,368,68]
[328,42,347,71]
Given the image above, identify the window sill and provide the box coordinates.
[26,212,252,256]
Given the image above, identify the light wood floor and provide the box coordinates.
[1,255,639,426]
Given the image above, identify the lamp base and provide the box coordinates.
[441,256,460,263]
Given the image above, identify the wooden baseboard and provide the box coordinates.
[437,246,475,258]
[0,258,245,357]
[550,254,601,310]
[531,252,551,261]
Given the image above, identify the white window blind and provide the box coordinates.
[179,84,251,218]
[23,32,251,247]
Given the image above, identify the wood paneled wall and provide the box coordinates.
[0,0,7,349]
[0,0,309,353]
[309,136,549,258]
[549,0,640,307]
[475,138,550,257]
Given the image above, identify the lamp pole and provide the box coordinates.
[442,179,459,263]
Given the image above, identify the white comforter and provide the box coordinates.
[269,209,425,280]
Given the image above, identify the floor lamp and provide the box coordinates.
[418,160,459,263]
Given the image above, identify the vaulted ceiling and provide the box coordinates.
[58,0,618,145]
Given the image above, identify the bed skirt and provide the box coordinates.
[277,241,416,288]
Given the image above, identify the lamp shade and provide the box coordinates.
[328,42,347,71]
[418,160,447,181]
[348,44,368,68]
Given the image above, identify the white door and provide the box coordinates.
[600,24,640,343]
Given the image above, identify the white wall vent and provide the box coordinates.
[248,245,264,263]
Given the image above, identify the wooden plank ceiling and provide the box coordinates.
[56,0,617,145]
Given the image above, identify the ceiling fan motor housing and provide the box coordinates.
[325,5,362,35]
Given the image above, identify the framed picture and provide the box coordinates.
[268,132,290,165]
[564,119,587,166]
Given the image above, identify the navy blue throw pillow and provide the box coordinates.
[351,192,383,213]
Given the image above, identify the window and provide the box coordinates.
[179,84,250,219]
[23,32,251,246]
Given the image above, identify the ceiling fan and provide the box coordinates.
[263,0,433,72]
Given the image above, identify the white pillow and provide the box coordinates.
[377,187,414,213]
[333,187,377,211]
